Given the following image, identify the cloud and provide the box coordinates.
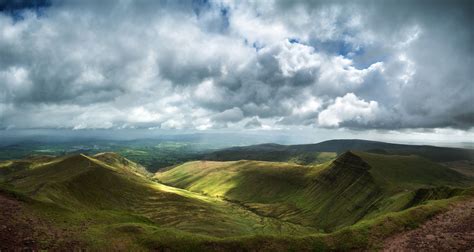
[212,107,244,123]
[0,0,472,132]
[275,39,321,77]
[244,117,263,129]
[318,93,379,127]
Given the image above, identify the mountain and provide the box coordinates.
[1,153,321,236]
[1,150,473,250]
[0,152,323,250]
[158,151,472,231]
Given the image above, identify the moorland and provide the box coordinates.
[1,139,473,250]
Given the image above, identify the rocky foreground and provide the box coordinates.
[383,198,474,251]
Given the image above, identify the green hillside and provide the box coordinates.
[356,152,469,192]
[157,151,472,231]
[0,154,317,239]
[1,151,473,250]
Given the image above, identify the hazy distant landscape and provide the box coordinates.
[1,0,473,250]
[2,136,473,172]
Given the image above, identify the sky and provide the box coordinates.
[0,0,473,144]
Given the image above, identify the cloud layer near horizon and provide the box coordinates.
[0,0,472,131]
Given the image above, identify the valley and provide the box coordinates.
[0,139,473,250]
[2,0,471,250]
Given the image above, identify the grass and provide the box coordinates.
[50,187,474,250]
[0,140,213,172]
[1,154,316,238]
[157,151,473,231]
[1,150,473,250]
[356,151,471,192]
[288,152,337,165]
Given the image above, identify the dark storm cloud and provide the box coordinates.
[0,0,472,131]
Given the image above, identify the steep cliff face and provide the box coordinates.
[303,151,383,231]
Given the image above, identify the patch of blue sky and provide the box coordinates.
[192,0,210,17]
[192,0,230,33]
[252,41,265,52]
[288,38,301,44]
[0,0,51,22]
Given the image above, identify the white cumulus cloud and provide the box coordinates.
[318,93,379,127]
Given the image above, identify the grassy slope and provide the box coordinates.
[93,152,152,178]
[157,160,328,228]
[2,151,473,250]
[2,184,472,251]
[0,154,316,239]
[358,151,470,191]
[203,145,338,165]
[157,151,473,231]
[353,151,471,219]
[0,155,56,178]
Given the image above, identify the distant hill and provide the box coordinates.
[203,139,474,163]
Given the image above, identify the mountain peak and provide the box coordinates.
[333,151,371,170]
